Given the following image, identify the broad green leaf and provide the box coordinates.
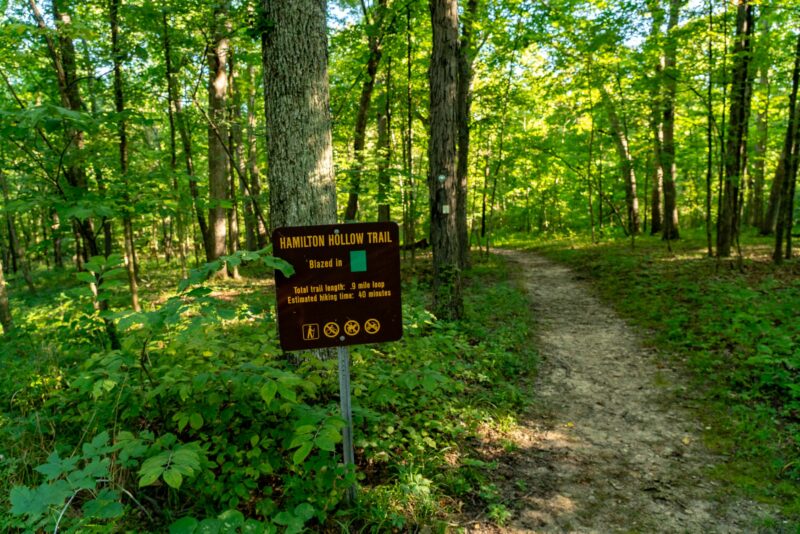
[292,441,313,464]
[259,381,277,404]
[163,468,183,489]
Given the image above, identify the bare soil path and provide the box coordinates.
[468,250,782,533]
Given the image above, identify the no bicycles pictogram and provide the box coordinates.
[323,322,340,338]
[364,318,380,335]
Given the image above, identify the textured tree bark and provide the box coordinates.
[661,0,681,241]
[428,0,463,320]
[110,0,141,311]
[344,0,388,222]
[262,0,337,230]
[600,86,640,235]
[0,258,11,333]
[718,0,754,257]
[207,3,230,263]
[456,0,478,269]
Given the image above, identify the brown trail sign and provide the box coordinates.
[273,222,403,503]
[272,222,403,351]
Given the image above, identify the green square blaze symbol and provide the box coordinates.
[350,250,367,272]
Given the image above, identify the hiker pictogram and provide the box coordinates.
[302,323,319,340]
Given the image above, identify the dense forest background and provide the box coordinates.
[1,0,800,531]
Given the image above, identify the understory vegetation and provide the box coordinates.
[510,230,800,518]
[0,253,535,532]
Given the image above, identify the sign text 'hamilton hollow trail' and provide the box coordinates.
[272,222,403,351]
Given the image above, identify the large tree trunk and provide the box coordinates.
[428,0,463,320]
[262,0,337,229]
[600,85,640,235]
[207,3,230,262]
[456,0,478,269]
[110,0,141,311]
[718,0,754,257]
[661,0,681,241]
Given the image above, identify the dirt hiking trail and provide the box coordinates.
[467,250,784,533]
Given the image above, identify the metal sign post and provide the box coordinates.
[337,346,356,503]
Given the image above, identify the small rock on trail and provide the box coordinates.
[466,250,781,533]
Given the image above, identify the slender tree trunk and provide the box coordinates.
[377,67,392,222]
[428,0,462,319]
[718,0,754,257]
[246,64,268,247]
[262,0,337,229]
[706,0,714,256]
[226,51,244,278]
[0,258,11,333]
[110,0,141,311]
[661,0,681,241]
[344,0,388,221]
[456,0,478,268]
[161,12,187,278]
[600,85,640,235]
[405,3,416,269]
[162,12,209,255]
[747,13,770,228]
[0,172,35,293]
[587,92,596,243]
[773,32,800,263]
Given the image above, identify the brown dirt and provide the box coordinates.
[463,250,786,533]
